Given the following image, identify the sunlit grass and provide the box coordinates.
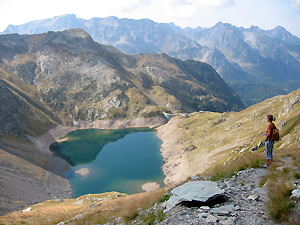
[0,190,166,225]
[260,148,300,222]
[202,150,265,181]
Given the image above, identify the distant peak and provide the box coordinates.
[55,14,77,19]
[248,25,261,32]
[272,26,287,32]
[214,21,234,29]
[106,16,119,20]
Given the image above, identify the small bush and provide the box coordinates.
[139,210,164,225]
[160,194,171,202]
[124,211,139,222]
[295,173,300,179]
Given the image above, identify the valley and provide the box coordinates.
[0,21,300,224]
[1,87,300,224]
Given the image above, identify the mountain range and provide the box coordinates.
[3,14,300,106]
[0,29,243,139]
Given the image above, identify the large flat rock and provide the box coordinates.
[164,181,224,211]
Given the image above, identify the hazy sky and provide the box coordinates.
[0,0,300,37]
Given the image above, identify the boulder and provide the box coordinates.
[164,181,225,211]
[291,189,300,201]
[184,145,197,152]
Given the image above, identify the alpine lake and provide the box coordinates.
[49,128,165,197]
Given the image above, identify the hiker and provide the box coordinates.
[263,114,276,168]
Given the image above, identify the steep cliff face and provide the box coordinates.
[0,29,244,129]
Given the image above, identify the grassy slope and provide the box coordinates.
[159,88,300,179]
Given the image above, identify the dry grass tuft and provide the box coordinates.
[262,148,300,222]
[267,179,295,222]
[202,150,265,181]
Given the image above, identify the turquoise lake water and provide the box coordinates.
[49,128,165,197]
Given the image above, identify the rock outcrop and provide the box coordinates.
[0,67,60,139]
[164,181,225,212]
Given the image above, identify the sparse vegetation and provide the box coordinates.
[268,179,295,222]
[263,148,300,222]
[0,190,166,225]
[135,209,165,225]
[204,147,300,223]
[203,151,265,181]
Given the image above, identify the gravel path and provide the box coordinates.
[132,168,276,225]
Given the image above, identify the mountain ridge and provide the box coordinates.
[3,14,300,106]
[0,29,244,139]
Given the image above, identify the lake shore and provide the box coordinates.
[36,116,168,148]
[1,116,169,215]
[33,115,168,196]
[156,116,192,186]
[36,116,168,149]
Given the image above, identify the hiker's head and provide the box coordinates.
[267,114,276,122]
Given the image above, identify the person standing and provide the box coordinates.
[263,114,276,168]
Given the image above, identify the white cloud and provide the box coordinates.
[290,0,300,9]
[186,0,235,7]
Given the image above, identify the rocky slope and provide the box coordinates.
[0,65,72,216]
[0,66,60,139]
[4,14,300,106]
[0,137,71,216]
[0,28,243,130]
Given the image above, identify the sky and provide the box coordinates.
[0,0,300,37]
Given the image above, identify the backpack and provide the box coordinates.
[272,127,279,141]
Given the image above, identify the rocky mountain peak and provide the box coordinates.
[268,26,300,45]
[60,28,91,39]
[213,21,238,32]
[247,25,262,32]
